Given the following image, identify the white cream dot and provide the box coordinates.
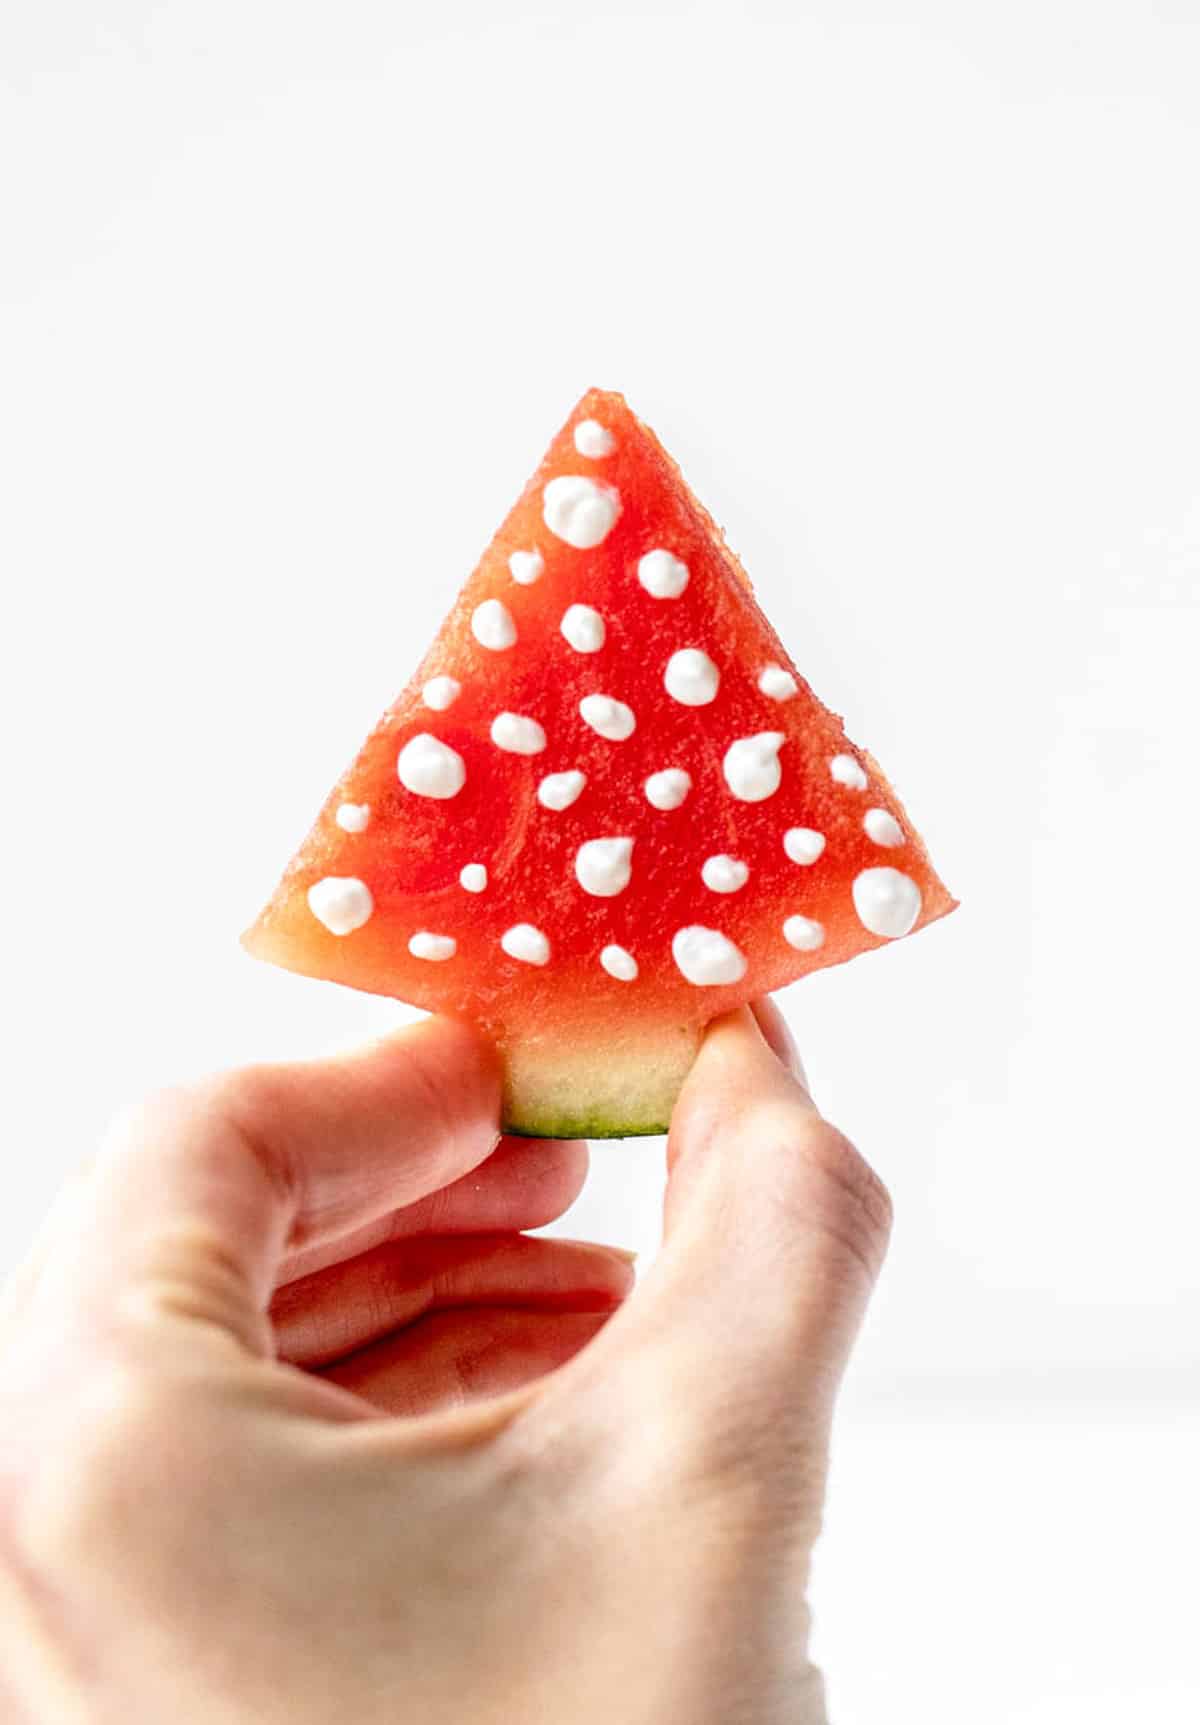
[580,693,636,741]
[723,732,785,803]
[508,549,544,586]
[783,827,826,866]
[543,476,621,549]
[398,733,467,800]
[864,808,904,847]
[574,418,616,458]
[491,712,547,755]
[335,802,370,833]
[409,931,457,962]
[422,675,461,711]
[758,664,798,702]
[664,648,720,707]
[830,753,869,790]
[701,855,749,894]
[853,868,922,939]
[637,549,689,599]
[644,768,692,810]
[307,877,373,936]
[672,926,748,987]
[783,915,825,952]
[574,836,634,898]
[537,770,586,810]
[560,604,606,654]
[501,923,551,966]
[600,944,638,982]
[471,599,517,652]
[459,863,487,893]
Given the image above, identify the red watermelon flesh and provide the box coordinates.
[243,390,956,1137]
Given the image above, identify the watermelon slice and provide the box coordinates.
[243,390,956,1137]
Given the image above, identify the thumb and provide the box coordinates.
[549,1004,891,1461]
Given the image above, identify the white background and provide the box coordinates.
[3,2,1198,1718]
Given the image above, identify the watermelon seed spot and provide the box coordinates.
[671,926,748,987]
[644,768,692,810]
[537,770,586,810]
[600,944,638,982]
[664,648,720,707]
[701,855,749,894]
[543,476,621,550]
[574,419,616,458]
[864,808,904,847]
[759,664,798,702]
[307,877,373,936]
[398,734,467,800]
[471,600,518,652]
[560,604,606,654]
[579,694,636,741]
[491,712,548,755]
[783,827,826,866]
[459,863,488,893]
[409,931,457,962]
[783,915,825,952]
[830,753,868,791]
[501,924,551,966]
[508,549,544,586]
[335,802,371,833]
[575,837,635,898]
[422,675,461,711]
[637,549,689,599]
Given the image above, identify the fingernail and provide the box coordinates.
[605,1246,639,1267]
[751,998,811,1090]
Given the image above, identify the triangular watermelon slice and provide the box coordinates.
[244,389,956,1137]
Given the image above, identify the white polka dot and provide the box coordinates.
[600,944,638,981]
[459,863,487,893]
[758,664,798,702]
[543,476,621,548]
[637,549,689,598]
[398,733,467,799]
[664,648,720,706]
[537,770,586,810]
[574,836,634,898]
[864,808,904,847]
[422,675,461,711]
[508,549,544,586]
[671,926,748,987]
[335,802,370,833]
[830,753,868,790]
[783,827,826,866]
[491,712,547,755]
[501,923,551,966]
[471,599,517,652]
[574,418,616,457]
[783,915,825,952]
[723,732,785,802]
[644,768,692,810]
[307,877,373,936]
[853,868,922,938]
[560,604,606,653]
[701,855,749,894]
[409,931,457,962]
[580,693,636,740]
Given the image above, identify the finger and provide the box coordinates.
[273,1233,636,1368]
[534,1006,892,1459]
[275,1134,589,1288]
[322,1307,614,1416]
[49,1017,505,1356]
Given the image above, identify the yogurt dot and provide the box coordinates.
[783,915,825,952]
[830,753,868,790]
[408,931,457,962]
[671,926,748,987]
[637,549,689,599]
[722,732,785,803]
[422,675,461,711]
[574,836,634,898]
[783,827,826,865]
[398,733,467,799]
[864,808,904,847]
[560,604,606,654]
[574,419,616,457]
[701,855,749,894]
[852,868,922,939]
[508,549,544,586]
[459,863,487,893]
[335,802,370,833]
[307,877,373,936]
[543,476,621,549]
[537,770,586,810]
[501,923,551,966]
[580,693,636,740]
[758,664,798,702]
[644,768,692,810]
[491,712,547,755]
[600,944,638,981]
[664,648,720,707]
[471,599,517,652]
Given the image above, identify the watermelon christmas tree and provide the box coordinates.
[243,390,956,1136]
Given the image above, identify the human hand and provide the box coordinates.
[0,1003,890,1725]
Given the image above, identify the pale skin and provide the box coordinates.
[0,1001,891,1725]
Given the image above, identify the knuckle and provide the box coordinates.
[747,1103,892,1280]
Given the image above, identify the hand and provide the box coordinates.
[0,1004,890,1725]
